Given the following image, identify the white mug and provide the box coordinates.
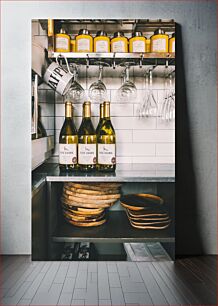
[43,60,73,96]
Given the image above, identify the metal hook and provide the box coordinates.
[113,53,116,69]
[86,54,90,69]
[56,54,74,76]
[139,53,143,68]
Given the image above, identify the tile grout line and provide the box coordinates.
[56,262,71,305]
[16,261,51,306]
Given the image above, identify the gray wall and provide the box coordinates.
[1,1,217,254]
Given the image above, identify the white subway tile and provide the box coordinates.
[157,118,175,129]
[111,89,143,104]
[133,130,175,143]
[116,157,132,164]
[38,83,50,90]
[116,130,132,143]
[55,92,64,103]
[112,117,156,130]
[117,143,155,157]
[156,143,175,156]
[46,130,54,136]
[55,117,65,130]
[55,104,65,117]
[133,156,175,163]
[41,117,54,130]
[39,103,54,117]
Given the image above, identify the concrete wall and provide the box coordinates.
[1,1,217,254]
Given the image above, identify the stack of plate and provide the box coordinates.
[120,194,171,230]
[61,182,121,227]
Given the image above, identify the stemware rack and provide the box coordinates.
[49,52,175,67]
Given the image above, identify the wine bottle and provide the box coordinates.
[97,101,116,172]
[37,105,47,138]
[78,101,97,171]
[96,103,104,134]
[59,101,78,171]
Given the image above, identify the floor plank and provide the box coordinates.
[0,255,217,306]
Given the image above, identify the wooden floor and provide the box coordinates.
[0,256,217,305]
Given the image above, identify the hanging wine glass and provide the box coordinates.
[161,69,175,121]
[89,62,108,103]
[117,63,137,102]
[64,65,85,103]
[138,68,158,117]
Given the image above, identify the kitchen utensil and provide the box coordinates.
[89,63,108,103]
[138,68,158,117]
[117,63,137,102]
[161,69,175,121]
[64,65,85,102]
[120,193,164,211]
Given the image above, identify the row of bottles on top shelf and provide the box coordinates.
[59,101,116,173]
[48,20,175,53]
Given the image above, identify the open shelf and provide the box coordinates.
[45,163,175,183]
[52,211,175,243]
[49,52,175,66]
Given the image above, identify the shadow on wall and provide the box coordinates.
[176,24,205,256]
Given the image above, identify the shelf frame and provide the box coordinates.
[49,52,175,67]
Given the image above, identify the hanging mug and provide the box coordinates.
[43,55,73,96]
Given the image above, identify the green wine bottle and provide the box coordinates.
[97,101,116,172]
[78,101,97,171]
[59,101,78,171]
[96,103,104,134]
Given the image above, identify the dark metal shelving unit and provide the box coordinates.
[52,211,175,244]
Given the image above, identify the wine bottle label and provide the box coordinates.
[59,144,77,164]
[98,144,116,165]
[78,144,96,165]
[56,37,69,50]
[132,40,145,52]
[77,38,90,51]
[95,40,109,52]
[111,41,125,52]
[152,38,167,52]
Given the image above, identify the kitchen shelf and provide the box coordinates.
[49,52,175,66]
[45,163,175,183]
[40,19,175,34]
[52,211,175,243]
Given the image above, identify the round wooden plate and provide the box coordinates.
[65,182,122,192]
[63,210,105,222]
[67,217,106,227]
[129,220,170,230]
[120,194,164,211]
[62,204,104,216]
[62,193,118,205]
[61,197,114,208]
[127,208,168,218]
[64,185,120,195]
[63,188,121,200]
[126,210,170,222]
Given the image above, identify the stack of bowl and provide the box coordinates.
[120,193,171,229]
[61,182,121,227]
